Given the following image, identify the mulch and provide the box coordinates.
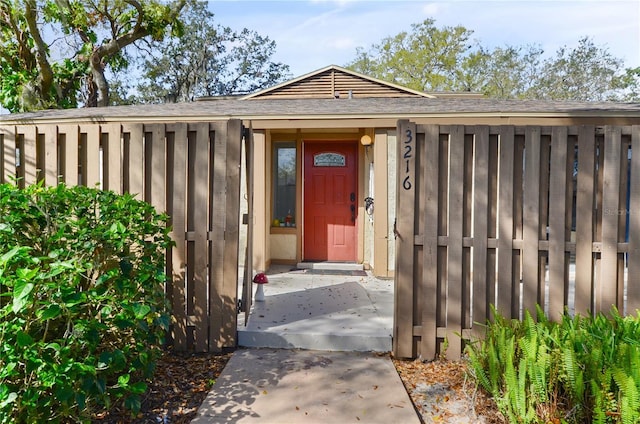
[93,350,233,424]
[392,357,505,423]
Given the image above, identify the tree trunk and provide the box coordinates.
[89,52,109,107]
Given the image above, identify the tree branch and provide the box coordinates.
[89,0,186,106]
[23,0,56,101]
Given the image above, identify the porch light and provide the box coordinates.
[360,135,373,146]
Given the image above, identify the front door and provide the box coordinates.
[303,141,358,261]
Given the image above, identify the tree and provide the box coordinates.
[0,0,186,112]
[135,0,291,103]
[531,37,633,101]
[457,45,544,99]
[347,20,639,101]
[347,19,474,93]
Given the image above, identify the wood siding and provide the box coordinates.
[0,121,243,352]
[395,122,639,360]
[252,69,422,99]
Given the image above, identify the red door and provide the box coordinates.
[303,142,358,261]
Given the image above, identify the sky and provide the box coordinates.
[208,0,640,78]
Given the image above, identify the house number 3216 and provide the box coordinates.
[403,128,413,190]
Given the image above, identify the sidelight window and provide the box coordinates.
[272,142,296,227]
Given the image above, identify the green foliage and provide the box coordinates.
[346,19,640,101]
[0,183,172,422]
[0,0,186,112]
[133,0,291,103]
[347,18,474,93]
[466,306,640,423]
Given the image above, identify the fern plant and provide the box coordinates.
[466,305,640,424]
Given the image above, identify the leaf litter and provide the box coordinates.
[392,357,505,423]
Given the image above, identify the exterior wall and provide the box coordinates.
[252,130,268,272]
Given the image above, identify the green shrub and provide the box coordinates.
[467,306,640,424]
[0,183,172,423]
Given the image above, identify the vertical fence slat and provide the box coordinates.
[170,124,188,349]
[102,124,122,194]
[617,137,630,312]
[124,124,144,199]
[1,126,16,183]
[472,126,489,335]
[599,126,622,313]
[538,135,551,314]
[437,133,449,337]
[147,125,166,211]
[487,133,499,319]
[81,125,101,187]
[513,135,525,318]
[243,126,255,325]
[447,125,464,360]
[394,120,416,358]
[497,126,515,318]
[192,123,209,352]
[575,126,595,315]
[41,125,58,186]
[59,125,79,186]
[548,127,568,320]
[221,120,242,348]
[420,124,439,359]
[628,126,640,314]
[209,121,228,351]
[463,134,473,331]
[18,126,37,185]
[522,127,542,316]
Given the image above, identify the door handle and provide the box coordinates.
[350,192,356,202]
[350,204,356,222]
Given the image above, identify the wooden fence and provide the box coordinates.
[0,120,243,352]
[394,122,640,360]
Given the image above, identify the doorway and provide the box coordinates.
[303,141,358,261]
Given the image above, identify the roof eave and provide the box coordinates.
[2,110,640,126]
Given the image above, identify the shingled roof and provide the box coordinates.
[2,63,640,124]
[2,97,640,124]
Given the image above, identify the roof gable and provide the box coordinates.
[242,65,435,100]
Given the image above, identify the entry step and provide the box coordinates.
[296,262,364,271]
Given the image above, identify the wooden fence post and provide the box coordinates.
[394,119,416,358]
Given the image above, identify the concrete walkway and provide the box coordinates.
[191,348,421,424]
[192,262,614,423]
[192,266,421,423]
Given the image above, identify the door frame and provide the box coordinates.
[302,138,361,262]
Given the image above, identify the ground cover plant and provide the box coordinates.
[0,183,172,423]
[466,306,640,423]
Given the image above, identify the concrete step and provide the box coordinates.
[238,328,391,352]
[237,268,393,352]
[296,262,364,271]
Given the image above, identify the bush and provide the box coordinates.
[0,183,172,423]
[466,306,640,424]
